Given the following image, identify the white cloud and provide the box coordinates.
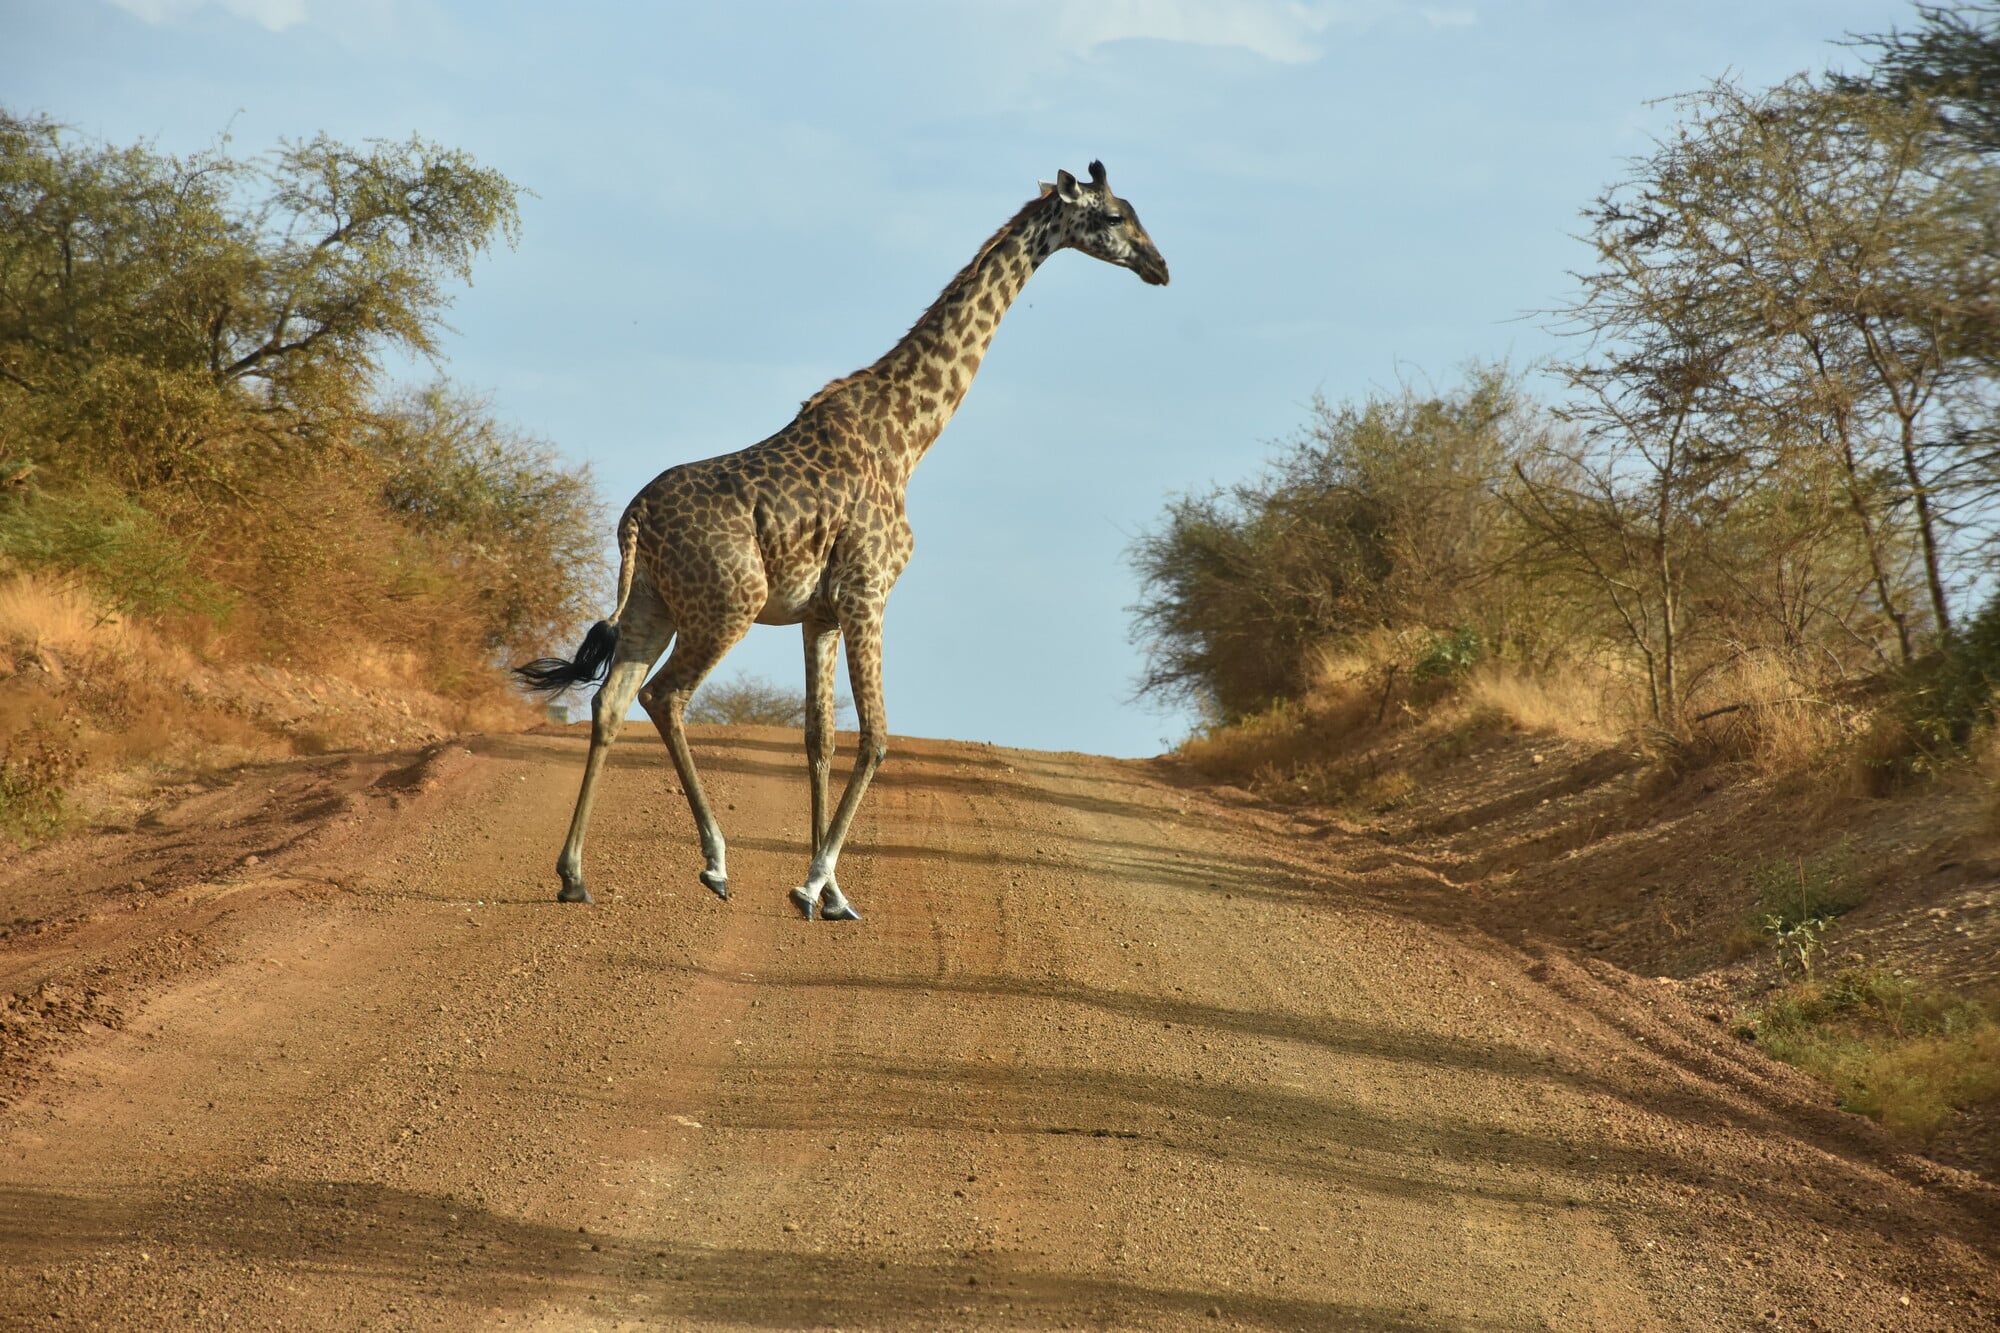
[1049,0,1342,65]
[1040,0,1479,64]
[1422,6,1477,28]
[103,0,309,33]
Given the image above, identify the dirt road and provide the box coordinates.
[2,727,1994,1330]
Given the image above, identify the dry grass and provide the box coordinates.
[1689,652,1859,775]
[1179,635,1520,815]
[0,571,535,842]
[1461,664,1621,743]
[1178,673,1390,799]
[1354,767,1419,812]
[1171,640,1902,886]
[1967,736,2000,835]
[0,575,150,662]
[1180,635,1628,805]
[1302,631,1420,693]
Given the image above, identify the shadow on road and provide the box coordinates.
[0,1178,1504,1330]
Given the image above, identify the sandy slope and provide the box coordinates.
[0,726,1994,1330]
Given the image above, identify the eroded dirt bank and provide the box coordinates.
[1,727,1994,1330]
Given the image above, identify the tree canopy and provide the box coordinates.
[0,110,599,680]
[0,113,519,404]
[1840,3,2000,152]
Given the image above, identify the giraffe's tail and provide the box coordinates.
[511,510,642,697]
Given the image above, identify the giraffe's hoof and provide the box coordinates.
[699,870,729,901]
[789,886,818,921]
[556,882,593,904]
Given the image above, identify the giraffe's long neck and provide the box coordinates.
[840,194,1063,484]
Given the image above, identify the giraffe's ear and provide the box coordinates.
[1054,169,1083,203]
[1037,181,1055,197]
[1088,160,1107,188]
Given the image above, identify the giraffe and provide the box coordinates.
[515,160,1168,920]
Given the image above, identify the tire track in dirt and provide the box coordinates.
[1,726,1994,1330]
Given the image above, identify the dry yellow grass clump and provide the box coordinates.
[1460,665,1622,744]
[1217,642,1883,794]
[1681,652,1863,776]
[1178,634,1629,809]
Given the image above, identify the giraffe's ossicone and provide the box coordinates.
[515,161,1168,918]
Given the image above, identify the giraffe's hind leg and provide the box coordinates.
[554,590,674,904]
[638,613,755,902]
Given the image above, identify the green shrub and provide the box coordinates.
[0,111,574,704]
[1129,364,1547,720]
[1745,968,2000,1138]
[0,480,225,618]
[1746,838,1865,931]
[363,384,607,662]
[1413,625,1484,684]
[1893,593,2000,766]
[1765,915,1833,977]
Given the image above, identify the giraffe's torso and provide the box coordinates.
[625,397,915,638]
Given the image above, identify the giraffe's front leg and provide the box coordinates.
[793,608,886,922]
[792,620,858,921]
[790,870,857,921]
[791,874,859,921]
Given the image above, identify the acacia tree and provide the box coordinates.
[0,112,522,488]
[1544,76,1998,700]
[1516,285,1757,725]
[1129,18,2000,740]
[686,673,855,729]
[230,133,522,407]
[1507,429,1704,730]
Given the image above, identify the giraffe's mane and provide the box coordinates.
[798,186,1059,414]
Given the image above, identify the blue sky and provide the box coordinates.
[2,0,1915,756]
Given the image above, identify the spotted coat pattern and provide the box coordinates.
[546,162,1169,918]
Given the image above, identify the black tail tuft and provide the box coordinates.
[513,620,621,696]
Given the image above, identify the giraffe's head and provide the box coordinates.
[1044,160,1169,287]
